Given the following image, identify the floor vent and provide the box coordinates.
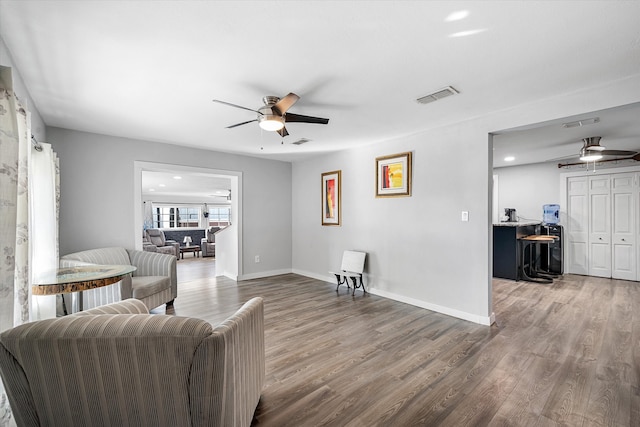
[416,86,459,104]
[292,138,310,145]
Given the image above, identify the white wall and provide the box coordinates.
[493,162,563,222]
[494,160,640,223]
[292,74,640,325]
[48,127,292,278]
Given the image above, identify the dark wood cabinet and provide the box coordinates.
[493,223,537,280]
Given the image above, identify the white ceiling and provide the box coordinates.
[1,1,639,163]
[141,170,231,201]
[493,102,640,168]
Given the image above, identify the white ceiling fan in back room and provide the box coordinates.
[557,137,640,168]
[212,92,329,139]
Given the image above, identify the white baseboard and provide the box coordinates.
[292,270,494,326]
[369,288,494,325]
[292,269,334,283]
[218,272,238,281]
[238,268,293,281]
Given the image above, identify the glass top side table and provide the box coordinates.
[32,264,137,312]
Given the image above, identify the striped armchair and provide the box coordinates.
[0,298,265,427]
[60,247,177,310]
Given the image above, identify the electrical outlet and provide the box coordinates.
[255,255,260,263]
[461,211,469,222]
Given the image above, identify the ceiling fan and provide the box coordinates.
[557,136,639,167]
[577,136,637,161]
[212,93,329,137]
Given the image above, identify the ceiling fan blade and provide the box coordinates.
[285,113,329,125]
[277,127,289,138]
[548,156,579,163]
[558,150,640,168]
[601,149,638,156]
[272,93,300,115]
[213,99,261,114]
[226,119,258,129]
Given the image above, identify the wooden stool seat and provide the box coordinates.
[519,235,559,283]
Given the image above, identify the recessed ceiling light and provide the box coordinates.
[504,156,515,162]
[149,188,155,192]
[445,10,469,22]
[173,176,182,180]
[449,29,486,38]
[158,184,166,187]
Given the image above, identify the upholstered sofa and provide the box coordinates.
[201,226,221,257]
[0,297,265,427]
[60,247,177,310]
[144,229,180,257]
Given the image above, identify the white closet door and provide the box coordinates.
[611,173,636,280]
[567,177,589,275]
[588,175,611,278]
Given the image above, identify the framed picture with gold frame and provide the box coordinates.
[321,170,341,226]
[375,152,412,197]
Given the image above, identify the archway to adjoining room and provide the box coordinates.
[133,161,242,280]
[490,102,640,319]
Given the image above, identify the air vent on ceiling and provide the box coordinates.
[562,117,600,128]
[291,138,310,145]
[416,86,459,104]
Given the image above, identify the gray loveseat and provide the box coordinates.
[60,247,177,310]
[0,297,265,427]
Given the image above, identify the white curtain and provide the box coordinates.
[29,142,60,319]
[0,66,60,426]
[0,67,30,333]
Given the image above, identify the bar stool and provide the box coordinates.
[519,235,559,283]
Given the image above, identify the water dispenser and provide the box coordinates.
[543,204,559,224]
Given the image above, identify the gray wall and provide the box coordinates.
[292,122,494,323]
[48,127,292,277]
[291,75,640,324]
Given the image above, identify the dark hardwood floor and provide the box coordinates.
[155,257,640,426]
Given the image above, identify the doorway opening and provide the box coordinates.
[491,102,640,286]
[133,161,242,280]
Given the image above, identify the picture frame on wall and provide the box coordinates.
[375,151,412,197]
[321,170,341,226]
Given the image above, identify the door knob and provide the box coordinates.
[622,238,626,241]
[599,237,603,240]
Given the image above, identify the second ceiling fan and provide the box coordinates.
[577,136,636,161]
[556,136,640,167]
[213,92,329,137]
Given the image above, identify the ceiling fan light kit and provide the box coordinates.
[258,114,285,131]
[579,147,603,162]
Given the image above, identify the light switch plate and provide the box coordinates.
[461,211,469,221]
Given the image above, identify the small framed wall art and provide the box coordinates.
[375,151,412,197]
[321,170,341,226]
